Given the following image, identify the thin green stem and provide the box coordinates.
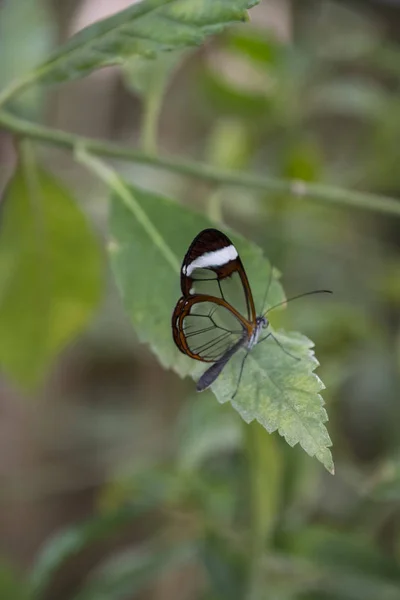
[0,0,177,110]
[75,146,181,274]
[1,110,400,217]
[0,72,39,109]
[206,191,224,224]
[244,423,266,600]
[244,422,282,600]
[141,91,162,155]
[19,140,53,336]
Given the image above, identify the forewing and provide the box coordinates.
[180,229,256,324]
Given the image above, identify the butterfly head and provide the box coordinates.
[248,315,268,350]
[257,315,269,330]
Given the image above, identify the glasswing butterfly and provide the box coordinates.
[172,228,330,397]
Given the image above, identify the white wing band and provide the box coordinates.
[183,245,238,276]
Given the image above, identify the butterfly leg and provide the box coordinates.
[259,332,300,361]
[231,350,250,400]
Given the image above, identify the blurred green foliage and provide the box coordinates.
[0,149,102,386]
[0,0,399,600]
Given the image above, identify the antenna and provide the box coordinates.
[258,262,274,315]
[264,290,332,316]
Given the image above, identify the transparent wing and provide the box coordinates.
[173,296,248,363]
[180,229,256,324]
[187,268,251,323]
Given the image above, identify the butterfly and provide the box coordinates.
[172,228,330,397]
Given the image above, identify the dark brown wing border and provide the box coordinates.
[180,229,257,324]
[172,294,252,362]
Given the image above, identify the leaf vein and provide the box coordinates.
[248,354,328,454]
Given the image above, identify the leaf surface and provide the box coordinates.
[109,183,333,472]
[33,0,259,85]
[0,0,54,116]
[0,163,102,387]
[30,504,150,598]
[73,543,194,600]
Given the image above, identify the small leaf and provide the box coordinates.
[123,49,184,99]
[109,183,333,472]
[291,527,400,599]
[0,0,55,117]
[73,542,195,600]
[33,0,260,86]
[227,29,283,65]
[283,141,323,182]
[177,393,242,470]
[199,533,246,600]
[213,331,333,474]
[30,504,150,598]
[0,161,102,387]
[200,66,270,119]
[258,551,400,600]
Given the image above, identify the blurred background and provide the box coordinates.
[1,0,400,598]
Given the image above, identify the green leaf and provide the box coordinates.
[73,542,195,600]
[124,49,184,99]
[109,182,333,472]
[257,551,400,600]
[0,158,102,387]
[291,528,400,600]
[177,393,241,470]
[30,504,150,598]
[199,533,246,600]
[123,49,187,153]
[294,527,400,582]
[283,141,323,182]
[33,0,260,86]
[213,330,333,474]
[108,183,281,376]
[200,66,270,119]
[0,0,55,117]
[227,29,283,66]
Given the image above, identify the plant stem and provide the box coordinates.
[75,146,181,273]
[1,110,400,217]
[206,191,224,224]
[244,422,282,600]
[0,73,39,108]
[245,423,264,600]
[141,91,162,155]
[0,0,178,111]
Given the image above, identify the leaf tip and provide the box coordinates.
[324,454,335,475]
[315,446,335,475]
